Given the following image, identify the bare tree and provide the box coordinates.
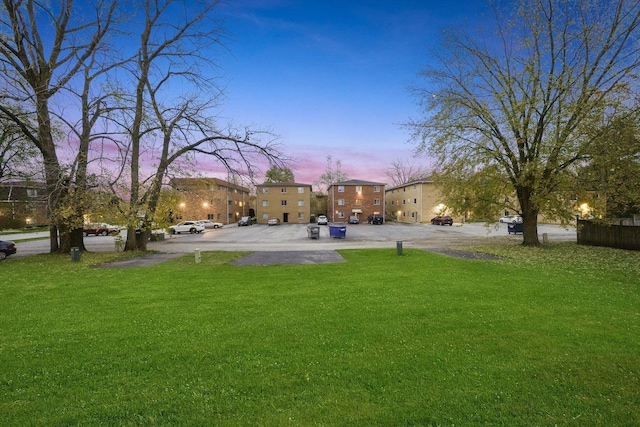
[315,155,349,193]
[384,159,430,187]
[407,0,640,245]
[0,107,41,182]
[0,0,117,252]
[114,0,286,250]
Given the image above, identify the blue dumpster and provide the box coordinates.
[508,223,524,234]
[329,225,347,239]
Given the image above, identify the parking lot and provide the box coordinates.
[154,221,576,252]
[6,221,576,258]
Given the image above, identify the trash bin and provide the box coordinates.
[114,236,124,252]
[329,225,347,239]
[508,223,524,234]
[307,225,320,239]
[70,247,80,262]
[150,232,165,241]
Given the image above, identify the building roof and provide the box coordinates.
[385,179,435,192]
[328,179,386,188]
[169,177,250,193]
[257,182,312,188]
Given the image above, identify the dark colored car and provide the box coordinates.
[431,216,453,226]
[368,214,384,225]
[0,240,17,260]
[238,216,252,226]
[84,222,120,236]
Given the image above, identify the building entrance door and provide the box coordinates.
[283,213,289,223]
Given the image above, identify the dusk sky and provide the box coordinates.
[205,0,489,185]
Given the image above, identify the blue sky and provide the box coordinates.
[211,0,488,185]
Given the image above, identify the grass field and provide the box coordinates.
[1,243,639,425]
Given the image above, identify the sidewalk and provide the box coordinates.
[0,231,50,241]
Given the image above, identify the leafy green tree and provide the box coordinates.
[407,0,640,245]
[578,114,640,218]
[264,166,295,183]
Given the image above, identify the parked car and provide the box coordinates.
[84,222,121,236]
[199,220,223,229]
[431,216,453,226]
[169,220,205,234]
[368,214,384,224]
[348,215,360,224]
[268,217,281,226]
[317,215,328,225]
[238,216,252,226]
[0,240,16,260]
[499,215,523,224]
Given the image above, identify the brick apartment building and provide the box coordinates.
[169,178,251,225]
[255,182,312,224]
[327,179,385,223]
[385,179,453,224]
[0,181,48,228]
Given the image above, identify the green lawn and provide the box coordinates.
[1,244,639,426]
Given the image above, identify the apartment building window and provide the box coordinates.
[281,187,287,193]
[411,212,416,218]
[262,200,269,207]
[374,185,380,192]
[355,185,362,193]
[337,211,344,218]
[391,200,394,205]
[262,213,269,220]
[281,200,287,206]
[338,186,345,192]
[207,214,214,220]
[402,199,406,204]
[298,200,304,207]
[27,188,38,197]
[228,200,232,206]
[374,198,380,205]
[338,199,345,205]
[262,188,269,193]
[414,198,417,204]
[298,187,305,193]
[298,212,304,219]
[355,199,362,205]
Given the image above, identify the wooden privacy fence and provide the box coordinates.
[577,220,640,251]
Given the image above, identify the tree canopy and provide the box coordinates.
[264,166,295,183]
[407,0,640,245]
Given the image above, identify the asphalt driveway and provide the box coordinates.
[6,221,576,262]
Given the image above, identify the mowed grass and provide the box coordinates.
[0,244,639,426]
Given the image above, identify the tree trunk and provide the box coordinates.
[125,227,138,251]
[69,227,86,252]
[136,228,149,251]
[518,187,541,246]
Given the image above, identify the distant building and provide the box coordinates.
[327,179,385,223]
[169,178,251,224]
[385,179,452,224]
[255,182,313,224]
[0,181,48,228]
